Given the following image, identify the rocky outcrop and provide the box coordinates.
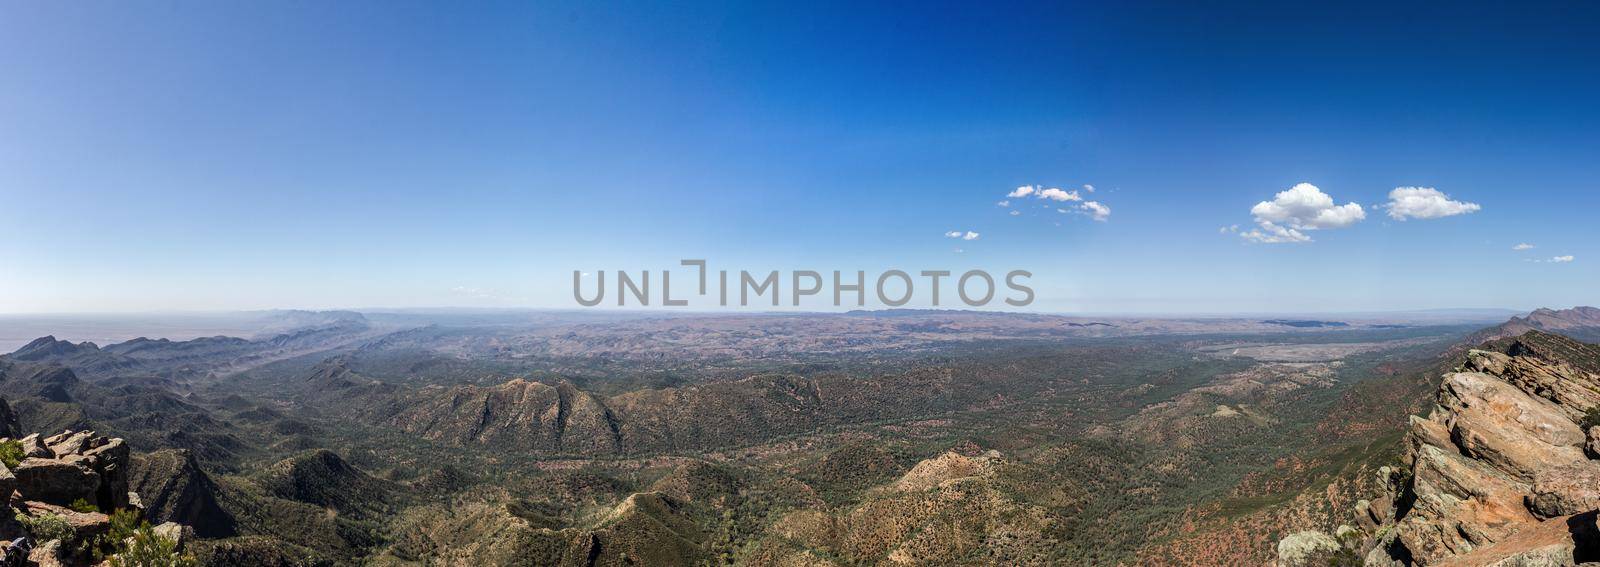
[1302,331,1600,566]
[0,423,201,566]
[5,430,129,511]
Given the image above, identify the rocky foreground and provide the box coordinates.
[0,421,197,566]
[1278,331,1600,566]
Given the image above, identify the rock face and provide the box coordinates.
[0,420,203,566]
[1353,331,1600,566]
[6,429,129,510]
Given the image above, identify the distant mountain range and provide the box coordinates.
[2,306,1599,565]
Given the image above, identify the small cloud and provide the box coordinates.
[1528,255,1576,263]
[1240,222,1311,244]
[1039,187,1082,202]
[963,231,980,240]
[1220,225,1240,234]
[945,230,979,240]
[1003,182,1113,222]
[953,247,964,253]
[944,231,963,238]
[1079,201,1110,221]
[1385,187,1481,220]
[1238,182,1363,243]
[1251,183,1365,230]
[1512,243,1535,251]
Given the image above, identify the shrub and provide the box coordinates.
[0,440,24,469]
[94,508,147,561]
[15,510,73,543]
[107,523,197,567]
[1582,406,1600,431]
[69,498,100,513]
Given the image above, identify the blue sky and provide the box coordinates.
[1,1,1596,313]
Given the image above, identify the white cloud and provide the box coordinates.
[1002,183,1113,222]
[1239,222,1311,244]
[963,231,980,240]
[1079,201,1110,221]
[1512,243,1535,251]
[1238,182,1363,244]
[1250,183,1366,229]
[1385,187,1481,220]
[1038,187,1082,202]
[945,230,979,240]
[1528,255,1575,263]
[1219,224,1240,234]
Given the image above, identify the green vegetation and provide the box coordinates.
[15,510,73,543]
[107,524,197,567]
[0,439,23,469]
[69,497,99,513]
[1582,405,1600,431]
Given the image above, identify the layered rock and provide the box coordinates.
[0,424,201,566]
[4,429,129,511]
[1333,332,1600,566]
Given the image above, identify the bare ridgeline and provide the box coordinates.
[1,307,1599,565]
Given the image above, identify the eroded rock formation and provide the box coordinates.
[1281,331,1600,566]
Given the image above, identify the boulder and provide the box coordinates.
[1369,493,1396,524]
[152,522,193,552]
[1363,529,1406,567]
[1438,372,1585,480]
[1356,500,1377,529]
[44,431,93,457]
[1528,463,1600,519]
[13,458,99,507]
[1433,511,1600,567]
[1276,530,1341,567]
[1466,348,1600,423]
[18,435,52,460]
[27,539,62,567]
[1587,426,1600,460]
[1395,444,1536,563]
[19,501,111,541]
[82,438,129,510]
